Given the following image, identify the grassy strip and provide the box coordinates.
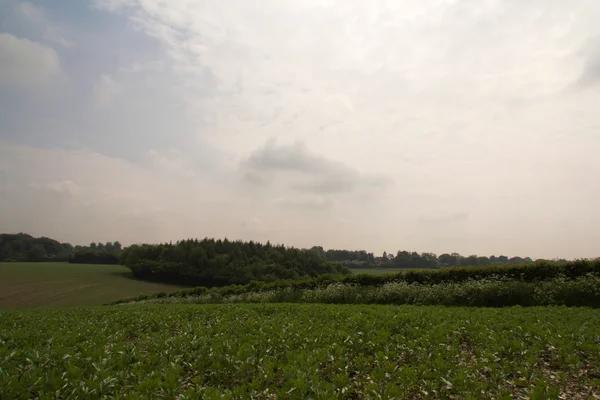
[114,259,600,305]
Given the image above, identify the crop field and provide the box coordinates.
[0,262,183,309]
[1,304,599,399]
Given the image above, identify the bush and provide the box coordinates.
[113,259,600,306]
[123,275,600,308]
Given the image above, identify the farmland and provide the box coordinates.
[2,258,600,398]
[0,262,183,309]
[1,304,599,399]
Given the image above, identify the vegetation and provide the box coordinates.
[131,276,600,308]
[120,238,349,287]
[0,233,122,264]
[0,262,182,309]
[1,304,599,399]
[314,247,557,269]
[0,233,73,262]
[116,259,600,306]
[68,242,122,265]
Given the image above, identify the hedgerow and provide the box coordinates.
[114,259,600,306]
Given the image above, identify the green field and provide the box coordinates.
[1,304,599,399]
[0,262,183,309]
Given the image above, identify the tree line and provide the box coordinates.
[0,233,121,264]
[1,232,576,286]
[69,241,123,264]
[311,247,563,269]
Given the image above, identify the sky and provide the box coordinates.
[1,0,599,259]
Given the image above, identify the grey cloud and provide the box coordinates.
[245,141,340,175]
[242,140,390,195]
[577,40,600,88]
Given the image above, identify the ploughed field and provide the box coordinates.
[1,304,599,399]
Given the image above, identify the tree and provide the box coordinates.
[420,252,438,268]
[438,253,456,267]
[90,242,97,249]
[477,256,490,266]
[28,245,47,261]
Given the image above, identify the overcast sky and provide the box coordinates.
[1,0,599,259]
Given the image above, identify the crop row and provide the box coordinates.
[1,304,600,399]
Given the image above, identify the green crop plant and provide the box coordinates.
[1,304,599,399]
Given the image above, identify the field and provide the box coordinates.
[1,304,599,399]
[0,262,183,309]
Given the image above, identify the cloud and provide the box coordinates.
[93,75,121,108]
[271,194,333,210]
[0,142,235,245]
[2,1,600,259]
[418,212,470,225]
[242,140,390,195]
[147,148,196,177]
[576,38,600,88]
[36,180,82,197]
[0,33,62,85]
[15,2,73,47]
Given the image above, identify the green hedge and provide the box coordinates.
[126,276,600,308]
[113,259,600,305]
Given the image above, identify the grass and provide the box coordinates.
[1,304,599,399]
[0,262,183,309]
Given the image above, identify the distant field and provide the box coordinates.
[0,262,183,309]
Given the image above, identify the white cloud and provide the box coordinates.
[37,180,82,197]
[91,0,600,163]
[2,1,600,258]
[93,75,121,108]
[148,148,196,177]
[0,33,62,85]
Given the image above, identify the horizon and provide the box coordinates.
[1,0,600,260]
[0,231,582,261]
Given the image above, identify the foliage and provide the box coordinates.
[69,250,120,264]
[1,304,599,399]
[0,233,73,262]
[120,239,349,287]
[116,259,600,306]
[316,246,542,269]
[0,233,123,264]
[128,276,600,308]
[69,241,123,265]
